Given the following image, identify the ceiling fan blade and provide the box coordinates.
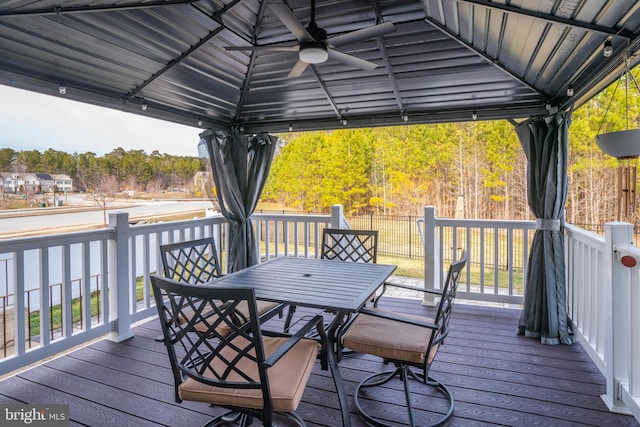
[225,45,299,52]
[287,59,310,78]
[328,22,395,48]
[327,49,378,71]
[269,3,313,42]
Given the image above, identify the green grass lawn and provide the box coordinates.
[29,290,102,337]
[27,275,150,339]
[379,254,524,294]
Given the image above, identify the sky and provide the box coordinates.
[0,85,202,157]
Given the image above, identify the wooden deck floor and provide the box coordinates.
[0,297,638,427]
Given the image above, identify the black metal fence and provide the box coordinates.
[346,214,424,259]
[254,210,425,259]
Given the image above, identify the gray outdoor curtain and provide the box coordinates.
[198,129,278,273]
[515,111,576,345]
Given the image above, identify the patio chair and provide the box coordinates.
[160,237,223,284]
[341,252,468,427]
[156,237,227,342]
[320,228,378,263]
[158,237,283,402]
[159,237,281,318]
[151,275,322,427]
[283,228,378,333]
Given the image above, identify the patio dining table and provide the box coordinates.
[212,256,397,427]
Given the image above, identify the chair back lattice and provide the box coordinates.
[160,237,222,284]
[430,251,468,349]
[321,228,378,263]
[151,276,272,408]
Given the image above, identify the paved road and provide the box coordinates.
[0,198,215,236]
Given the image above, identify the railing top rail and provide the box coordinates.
[565,223,606,249]
[252,213,331,222]
[434,217,536,229]
[0,228,113,253]
[126,213,332,238]
[129,215,228,236]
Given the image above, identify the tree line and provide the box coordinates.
[264,67,640,225]
[0,147,203,193]
[263,123,529,219]
[2,67,639,226]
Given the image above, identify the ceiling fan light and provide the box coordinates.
[299,45,328,64]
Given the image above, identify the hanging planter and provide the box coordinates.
[596,129,640,159]
[595,56,640,221]
[596,56,640,160]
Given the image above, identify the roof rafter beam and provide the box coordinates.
[424,16,548,99]
[310,67,342,119]
[234,0,271,124]
[370,0,404,115]
[377,40,403,113]
[0,1,200,17]
[124,0,243,101]
[241,104,549,134]
[456,0,634,39]
[192,2,251,45]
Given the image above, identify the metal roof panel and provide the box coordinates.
[0,0,639,132]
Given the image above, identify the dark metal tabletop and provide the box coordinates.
[214,256,397,312]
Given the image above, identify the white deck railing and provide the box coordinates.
[565,223,608,371]
[422,208,640,422]
[612,240,640,420]
[0,227,114,374]
[564,222,640,419]
[0,205,638,421]
[254,212,335,260]
[420,206,535,305]
[0,209,333,375]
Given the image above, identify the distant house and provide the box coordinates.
[34,173,54,192]
[0,172,73,194]
[52,174,73,193]
[0,172,22,193]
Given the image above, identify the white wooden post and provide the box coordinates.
[423,206,439,306]
[39,249,50,348]
[331,205,346,228]
[14,251,25,356]
[107,212,134,342]
[603,222,633,414]
[61,243,72,338]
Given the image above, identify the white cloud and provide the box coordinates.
[0,85,201,156]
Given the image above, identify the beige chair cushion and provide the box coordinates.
[255,300,280,312]
[179,336,320,412]
[342,308,438,365]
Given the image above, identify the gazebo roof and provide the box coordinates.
[1,0,639,133]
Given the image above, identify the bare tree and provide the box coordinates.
[146,178,163,193]
[85,174,119,225]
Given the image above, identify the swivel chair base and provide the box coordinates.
[353,366,454,427]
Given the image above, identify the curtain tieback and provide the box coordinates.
[231,217,249,224]
[536,218,561,231]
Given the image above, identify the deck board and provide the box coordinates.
[0,298,637,427]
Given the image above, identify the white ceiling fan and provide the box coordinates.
[225,0,395,78]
